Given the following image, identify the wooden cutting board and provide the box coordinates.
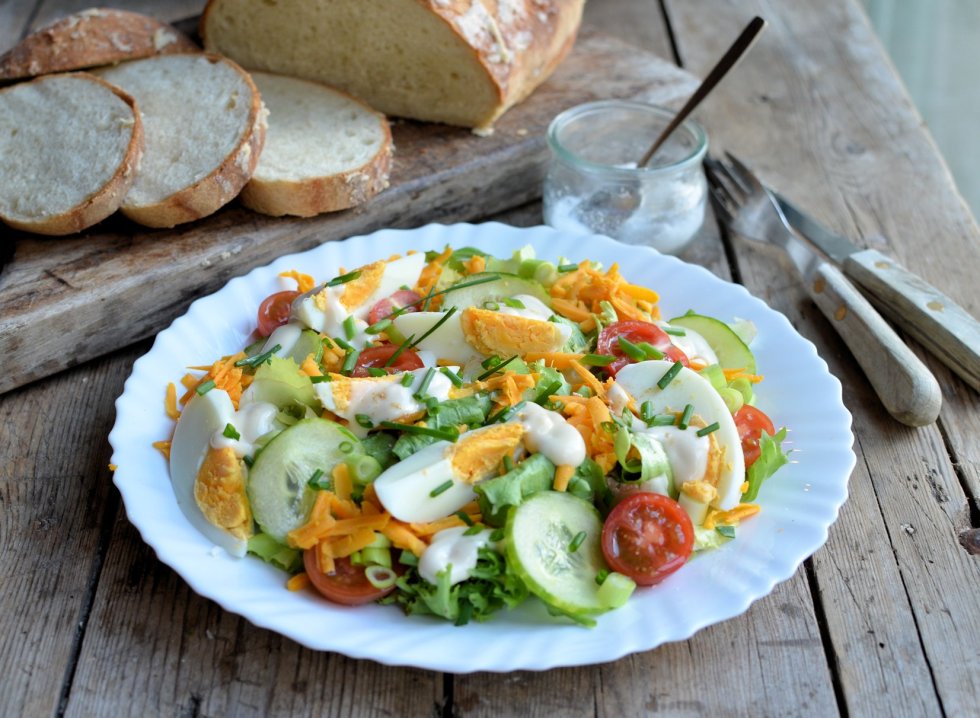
[0,31,697,394]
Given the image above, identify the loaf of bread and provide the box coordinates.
[200,0,585,130]
[0,8,197,82]
[240,72,392,217]
[0,73,143,235]
[96,53,266,228]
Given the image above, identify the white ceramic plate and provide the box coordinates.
[110,222,854,672]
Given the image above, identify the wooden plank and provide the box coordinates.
[664,0,980,715]
[0,352,126,717]
[0,30,699,395]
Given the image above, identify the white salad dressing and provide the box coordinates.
[508,401,586,467]
[657,323,718,366]
[261,322,303,358]
[291,283,371,347]
[637,424,710,486]
[497,294,573,343]
[314,367,456,437]
[419,526,494,586]
[209,400,279,458]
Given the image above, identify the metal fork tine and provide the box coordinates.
[724,152,766,193]
[707,185,736,223]
[705,158,747,204]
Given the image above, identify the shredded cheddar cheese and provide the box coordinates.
[279,270,315,293]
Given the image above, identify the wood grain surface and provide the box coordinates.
[2,0,979,717]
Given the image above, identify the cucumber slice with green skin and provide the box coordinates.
[505,491,609,620]
[442,272,551,310]
[286,329,323,365]
[668,313,756,373]
[247,418,360,543]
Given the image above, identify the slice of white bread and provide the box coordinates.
[96,53,266,228]
[0,72,143,235]
[239,72,392,218]
[0,8,198,82]
[201,0,585,130]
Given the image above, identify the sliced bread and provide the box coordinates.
[239,72,392,217]
[0,72,143,235]
[0,8,198,82]
[96,53,266,228]
[200,0,585,130]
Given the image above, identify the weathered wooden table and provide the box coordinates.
[4,1,979,715]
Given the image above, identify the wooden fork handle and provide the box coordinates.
[842,248,980,392]
[805,260,942,426]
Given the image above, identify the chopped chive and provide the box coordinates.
[697,422,721,437]
[366,318,391,335]
[558,263,579,272]
[313,341,325,364]
[383,334,414,368]
[455,511,475,526]
[307,468,330,489]
[325,270,361,287]
[678,403,695,430]
[481,355,500,370]
[430,480,454,497]
[399,284,410,291]
[501,297,525,309]
[475,354,517,381]
[367,367,387,377]
[440,367,463,387]
[343,315,357,340]
[617,336,647,362]
[595,569,610,585]
[463,525,484,536]
[195,379,216,395]
[339,441,354,454]
[657,361,684,390]
[532,380,563,405]
[355,414,374,429]
[393,307,460,365]
[483,300,500,311]
[581,354,616,367]
[502,455,515,472]
[640,400,655,423]
[414,368,436,398]
[400,372,414,387]
[379,421,460,442]
[489,528,505,542]
[341,350,360,375]
[321,336,334,349]
[664,327,687,337]
[234,344,282,368]
[222,423,240,440]
[243,455,254,468]
[379,275,502,321]
[568,531,587,553]
[310,374,333,384]
[637,342,665,360]
[333,336,353,352]
[423,396,439,412]
[399,549,418,566]
[715,525,736,538]
[600,421,617,434]
[650,414,676,426]
[487,400,526,424]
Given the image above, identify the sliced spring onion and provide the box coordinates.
[697,422,720,437]
[475,355,517,381]
[440,367,463,387]
[366,318,391,335]
[637,342,664,360]
[463,524,484,536]
[195,379,216,395]
[307,468,329,489]
[501,297,525,309]
[595,569,610,585]
[617,336,647,362]
[596,571,636,609]
[532,380,563,405]
[413,368,435,399]
[430,479,454,497]
[347,454,383,484]
[558,263,579,272]
[367,367,387,377]
[486,400,526,424]
[222,423,240,440]
[489,528,505,542]
[678,404,694,430]
[400,372,414,387]
[340,349,360,375]
[325,270,361,287]
[640,400,655,423]
[455,511,475,526]
[355,414,374,429]
[343,315,356,340]
[664,327,687,336]
[234,343,283,368]
[657,361,684,390]
[650,414,676,427]
[310,375,332,384]
[568,531,587,553]
[581,354,616,367]
[364,565,397,589]
[502,455,515,472]
[339,441,354,454]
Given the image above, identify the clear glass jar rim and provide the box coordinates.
[547,100,708,177]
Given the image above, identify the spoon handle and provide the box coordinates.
[638,16,767,167]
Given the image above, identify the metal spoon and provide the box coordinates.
[638,16,767,167]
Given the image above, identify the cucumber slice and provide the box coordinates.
[442,272,551,310]
[286,329,323,365]
[505,491,608,619]
[668,313,756,373]
[247,418,360,543]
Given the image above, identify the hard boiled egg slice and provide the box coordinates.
[291,253,426,342]
[374,423,524,523]
[391,311,484,365]
[615,360,744,512]
[169,388,249,557]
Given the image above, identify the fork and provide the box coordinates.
[705,154,942,427]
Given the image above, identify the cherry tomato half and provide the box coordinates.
[303,551,395,606]
[368,289,423,325]
[596,320,690,376]
[256,290,300,337]
[734,405,776,467]
[352,343,424,377]
[601,492,694,586]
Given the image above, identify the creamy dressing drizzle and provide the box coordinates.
[209,401,279,458]
[419,526,494,586]
[291,284,371,347]
[657,323,718,366]
[509,401,586,467]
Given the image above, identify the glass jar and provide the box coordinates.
[543,100,709,254]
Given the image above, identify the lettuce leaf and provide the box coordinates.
[475,453,556,526]
[741,427,790,501]
[392,394,493,460]
[692,526,734,554]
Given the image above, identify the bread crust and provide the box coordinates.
[200,0,585,129]
[0,8,198,82]
[0,72,144,236]
[239,77,393,218]
[118,54,267,229]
